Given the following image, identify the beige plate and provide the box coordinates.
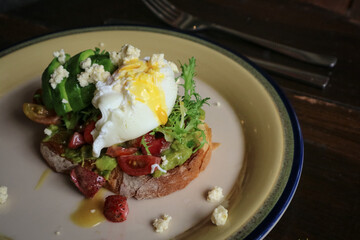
[0,26,302,240]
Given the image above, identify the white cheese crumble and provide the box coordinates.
[150,53,166,67]
[49,65,69,89]
[77,64,110,87]
[110,44,141,66]
[207,186,224,203]
[53,49,66,64]
[44,128,52,136]
[150,164,167,174]
[161,155,169,167]
[211,205,228,226]
[80,57,92,69]
[153,214,172,233]
[61,98,68,104]
[0,186,8,204]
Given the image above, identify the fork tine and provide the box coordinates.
[156,0,182,17]
[143,0,177,24]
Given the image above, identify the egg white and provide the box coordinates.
[91,58,178,157]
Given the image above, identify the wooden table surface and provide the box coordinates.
[1,0,359,239]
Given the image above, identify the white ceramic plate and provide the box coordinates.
[0,26,303,240]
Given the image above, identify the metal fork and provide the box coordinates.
[143,0,337,68]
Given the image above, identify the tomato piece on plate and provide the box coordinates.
[70,166,106,198]
[117,155,161,176]
[23,103,60,125]
[83,121,96,144]
[103,195,129,222]
[106,145,138,157]
[68,132,85,149]
[141,133,170,156]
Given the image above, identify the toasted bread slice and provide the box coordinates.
[40,124,212,199]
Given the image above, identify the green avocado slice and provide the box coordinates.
[41,54,70,111]
[65,49,96,112]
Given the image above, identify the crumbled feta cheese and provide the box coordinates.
[213,101,221,107]
[44,128,52,136]
[207,186,224,203]
[77,64,110,87]
[110,44,141,66]
[150,53,166,68]
[53,49,66,64]
[161,155,169,167]
[153,214,172,233]
[99,42,105,47]
[80,58,92,69]
[151,164,167,174]
[211,205,228,226]
[0,186,8,204]
[49,65,69,89]
[61,98,68,104]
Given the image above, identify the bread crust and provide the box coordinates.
[40,124,212,199]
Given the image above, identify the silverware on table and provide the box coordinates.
[248,57,329,88]
[142,0,337,68]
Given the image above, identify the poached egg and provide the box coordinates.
[91,45,178,157]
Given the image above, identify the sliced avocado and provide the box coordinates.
[52,76,72,116]
[65,49,96,111]
[153,140,193,178]
[41,54,70,110]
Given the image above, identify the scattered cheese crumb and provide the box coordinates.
[54,231,61,236]
[61,98,68,104]
[161,155,169,167]
[77,64,110,87]
[150,53,166,68]
[80,58,92,69]
[207,186,224,203]
[44,128,52,136]
[99,42,105,47]
[49,65,69,89]
[211,205,228,226]
[153,214,172,233]
[53,49,66,64]
[213,101,221,107]
[0,186,8,204]
[110,44,141,66]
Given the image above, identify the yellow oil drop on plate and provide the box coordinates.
[70,188,107,228]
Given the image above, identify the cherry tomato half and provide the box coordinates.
[83,121,96,144]
[141,133,170,156]
[106,145,138,157]
[68,132,85,149]
[23,103,60,125]
[117,155,161,176]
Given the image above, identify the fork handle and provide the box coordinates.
[248,56,330,88]
[211,23,337,68]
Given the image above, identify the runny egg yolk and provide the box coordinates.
[114,59,168,125]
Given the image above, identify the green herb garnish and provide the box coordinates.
[154,57,209,152]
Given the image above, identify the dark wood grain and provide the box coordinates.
[0,0,359,239]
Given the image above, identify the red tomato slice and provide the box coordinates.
[83,121,96,144]
[106,146,138,157]
[141,133,170,156]
[117,155,161,176]
[68,132,85,149]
